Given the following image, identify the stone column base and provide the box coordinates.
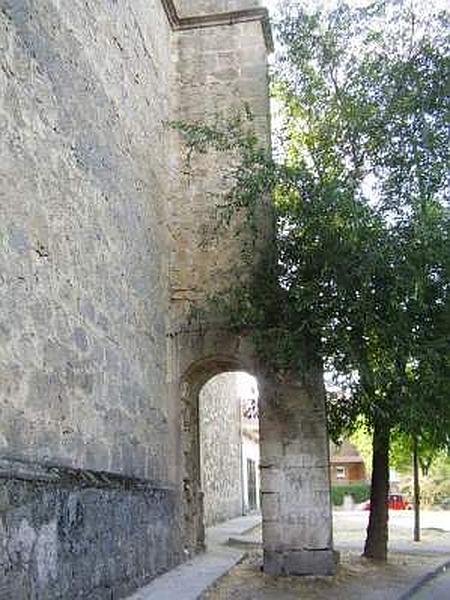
[264,548,336,576]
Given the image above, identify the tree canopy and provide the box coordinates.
[174,0,450,560]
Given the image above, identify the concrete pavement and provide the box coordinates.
[126,515,260,600]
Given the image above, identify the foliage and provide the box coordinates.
[274,3,449,558]
[399,449,450,505]
[348,421,374,475]
[390,432,447,477]
[173,0,449,442]
[331,482,370,506]
[172,0,450,559]
[170,108,277,240]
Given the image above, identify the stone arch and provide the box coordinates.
[171,327,335,575]
[173,328,257,554]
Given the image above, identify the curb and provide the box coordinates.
[398,558,450,599]
[227,536,261,548]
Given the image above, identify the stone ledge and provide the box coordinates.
[0,456,174,492]
[160,0,274,51]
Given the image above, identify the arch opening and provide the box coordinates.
[178,348,335,576]
[178,351,259,555]
[199,371,260,529]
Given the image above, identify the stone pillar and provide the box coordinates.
[259,374,335,576]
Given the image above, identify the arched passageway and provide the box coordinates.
[175,330,335,576]
[199,372,260,528]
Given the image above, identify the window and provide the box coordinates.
[336,466,346,480]
[247,459,257,510]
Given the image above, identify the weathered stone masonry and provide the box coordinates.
[0,1,334,597]
[0,459,180,600]
[200,373,243,527]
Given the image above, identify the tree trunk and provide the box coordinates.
[364,420,390,561]
[413,436,420,542]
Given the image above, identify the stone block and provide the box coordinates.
[282,517,332,549]
[264,549,335,576]
[260,466,282,492]
[261,492,280,521]
[261,520,282,551]
[259,441,284,462]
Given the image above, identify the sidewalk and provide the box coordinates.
[406,561,450,600]
[126,515,260,600]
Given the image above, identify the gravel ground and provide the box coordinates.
[200,550,447,600]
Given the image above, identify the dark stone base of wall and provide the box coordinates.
[0,459,182,599]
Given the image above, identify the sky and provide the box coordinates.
[262,0,277,11]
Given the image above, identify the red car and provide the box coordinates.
[388,494,411,510]
[361,494,411,510]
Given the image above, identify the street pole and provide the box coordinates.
[413,436,420,542]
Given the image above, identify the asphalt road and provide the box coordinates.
[409,565,450,599]
[334,509,450,533]
[333,509,450,555]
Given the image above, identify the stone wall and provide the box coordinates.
[167,1,271,324]
[164,1,271,556]
[0,1,182,596]
[0,459,180,600]
[0,0,173,482]
[199,373,243,527]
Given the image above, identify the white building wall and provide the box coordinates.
[242,431,261,513]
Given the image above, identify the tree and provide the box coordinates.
[173,0,449,563]
[275,0,449,561]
